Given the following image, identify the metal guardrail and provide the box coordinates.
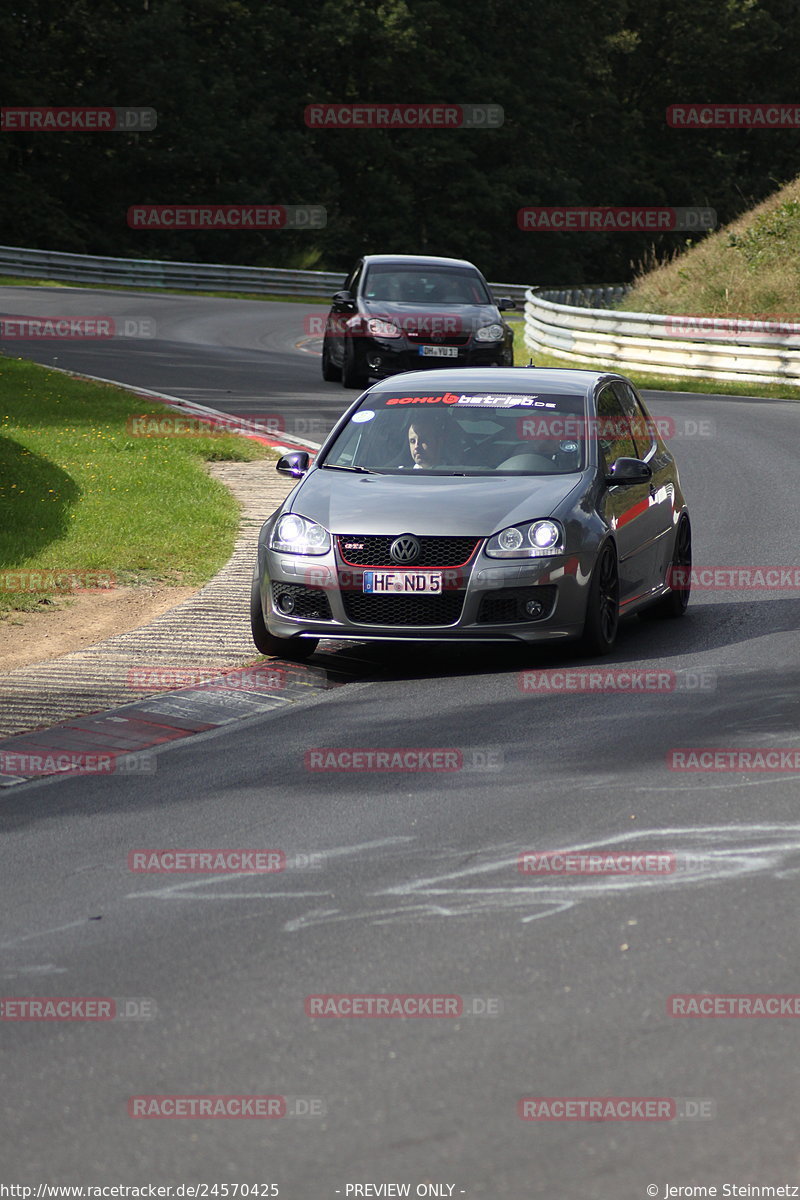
[524,287,800,385]
[538,285,630,309]
[0,244,615,308]
[0,244,532,302]
[0,245,347,296]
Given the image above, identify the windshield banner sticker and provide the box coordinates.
[383,392,562,408]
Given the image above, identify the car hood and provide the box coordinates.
[360,299,500,331]
[288,469,582,536]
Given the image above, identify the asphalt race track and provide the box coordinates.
[2,287,800,1196]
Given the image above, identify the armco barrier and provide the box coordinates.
[0,245,631,309]
[525,287,800,385]
[0,245,346,297]
[0,244,538,304]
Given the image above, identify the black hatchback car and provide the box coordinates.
[321,254,515,389]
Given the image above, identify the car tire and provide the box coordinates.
[578,542,619,655]
[342,337,367,389]
[250,566,319,660]
[639,516,692,620]
[321,335,341,382]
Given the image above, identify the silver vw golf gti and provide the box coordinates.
[251,367,691,659]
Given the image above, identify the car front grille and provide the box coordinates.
[337,535,481,568]
[477,586,557,624]
[271,582,332,620]
[341,590,465,626]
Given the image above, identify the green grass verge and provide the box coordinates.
[0,355,274,614]
[0,275,333,305]
[506,316,799,401]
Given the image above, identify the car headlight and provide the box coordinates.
[485,519,564,558]
[366,318,402,339]
[475,323,505,342]
[270,513,331,556]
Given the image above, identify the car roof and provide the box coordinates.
[359,254,481,271]
[366,366,624,396]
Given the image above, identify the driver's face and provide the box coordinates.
[408,424,441,466]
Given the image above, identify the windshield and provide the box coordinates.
[363,266,491,305]
[321,388,588,475]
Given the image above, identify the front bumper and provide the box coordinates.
[258,545,593,644]
[356,336,511,376]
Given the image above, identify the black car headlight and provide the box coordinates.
[485,519,564,558]
[366,318,402,339]
[269,513,331,556]
[475,323,505,342]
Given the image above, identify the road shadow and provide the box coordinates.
[310,596,800,682]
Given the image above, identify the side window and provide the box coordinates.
[613,381,653,458]
[346,262,363,297]
[326,422,362,466]
[596,385,637,470]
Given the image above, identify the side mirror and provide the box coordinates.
[332,290,355,306]
[497,297,517,311]
[605,457,652,486]
[277,451,310,478]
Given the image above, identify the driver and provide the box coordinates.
[407,414,446,468]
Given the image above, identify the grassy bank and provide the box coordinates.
[0,355,272,614]
[621,174,800,316]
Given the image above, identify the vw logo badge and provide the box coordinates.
[390,535,420,564]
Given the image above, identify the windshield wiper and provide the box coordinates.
[321,463,378,474]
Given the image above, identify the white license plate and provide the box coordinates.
[363,571,442,594]
[419,345,459,358]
